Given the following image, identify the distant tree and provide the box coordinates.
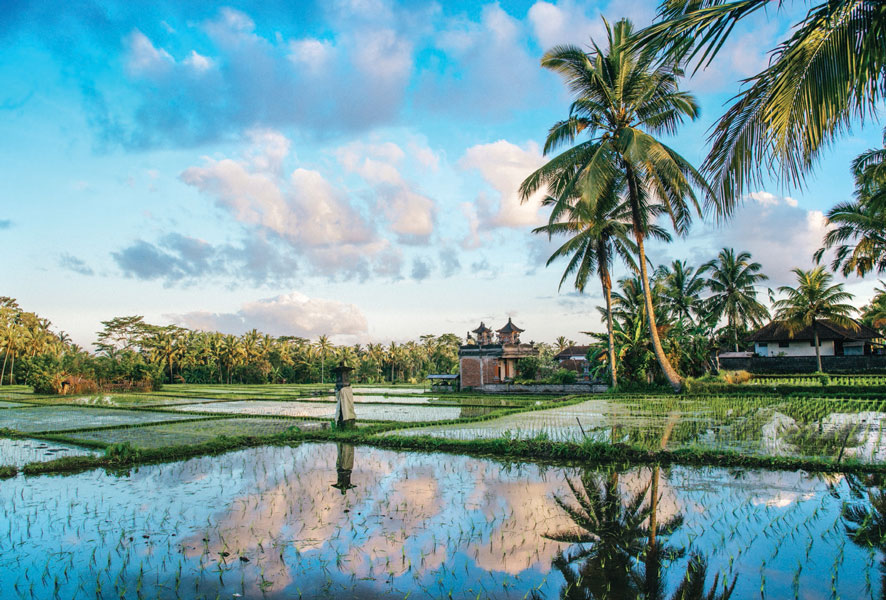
[704,248,770,352]
[773,267,857,372]
[657,260,708,327]
[315,335,333,384]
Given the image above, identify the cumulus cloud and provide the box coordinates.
[528,0,605,49]
[180,131,393,279]
[336,140,437,243]
[58,253,94,276]
[703,190,828,286]
[459,139,547,232]
[124,30,173,77]
[169,291,368,340]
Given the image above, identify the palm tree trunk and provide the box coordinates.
[635,234,682,391]
[649,465,660,547]
[813,321,823,372]
[0,347,8,386]
[733,321,739,353]
[601,271,618,388]
[625,165,681,391]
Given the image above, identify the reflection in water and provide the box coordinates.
[0,444,881,599]
[546,466,735,599]
[331,442,356,493]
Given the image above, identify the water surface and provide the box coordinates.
[0,443,880,599]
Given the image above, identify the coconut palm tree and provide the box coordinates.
[860,283,886,332]
[816,134,886,277]
[520,18,718,391]
[633,1,886,207]
[773,267,857,372]
[657,260,709,327]
[704,248,770,352]
[534,179,671,388]
[315,335,333,384]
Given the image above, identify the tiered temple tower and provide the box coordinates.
[458,317,538,389]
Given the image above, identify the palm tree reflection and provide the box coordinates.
[545,466,735,599]
[843,474,886,599]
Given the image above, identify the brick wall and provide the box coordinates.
[459,356,502,388]
[460,357,482,387]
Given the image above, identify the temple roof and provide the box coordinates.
[472,322,492,334]
[497,317,524,334]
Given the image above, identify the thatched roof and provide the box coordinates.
[748,318,879,342]
[555,345,591,360]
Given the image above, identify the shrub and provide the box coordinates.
[549,368,577,384]
[517,356,541,380]
[813,371,831,385]
[104,442,140,462]
[722,370,752,385]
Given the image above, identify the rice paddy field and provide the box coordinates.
[1,382,885,598]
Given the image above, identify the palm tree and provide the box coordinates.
[658,260,708,327]
[534,180,670,388]
[520,19,718,391]
[816,134,886,277]
[860,283,886,332]
[315,335,333,384]
[773,267,857,372]
[633,1,886,206]
[704,248,770,352]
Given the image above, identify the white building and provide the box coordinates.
[748,319,880,357]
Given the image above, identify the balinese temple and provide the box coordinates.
[458,317,538,389]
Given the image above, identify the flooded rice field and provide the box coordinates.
[169,400,471,422]
[0,438,98,466]
[68,418,315,449]
[0,406,206,433]
[393,396,886,463]
[0,443,880,599]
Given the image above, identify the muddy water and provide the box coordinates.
[0,443,879,599]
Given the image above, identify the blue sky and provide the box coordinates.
[2,0,883,348]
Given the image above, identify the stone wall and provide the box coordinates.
[720,355,886,374]
[472,383,606,394]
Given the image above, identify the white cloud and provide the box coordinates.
[707,191,829,286]
[336,140,437,242]
[125,30,173,76]
[459,140,547,230]
[170,291,368,340]
[180,131,388,278]
[183,50,214,73]
[528,1,604,49]
[288,38,334,71]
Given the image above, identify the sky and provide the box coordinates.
[2,0,884,349]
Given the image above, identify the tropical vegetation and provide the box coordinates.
[520,18,725,392]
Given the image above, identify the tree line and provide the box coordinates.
[0,306,475,391]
